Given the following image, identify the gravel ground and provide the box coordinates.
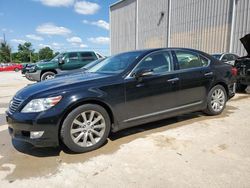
[0,72,250,188]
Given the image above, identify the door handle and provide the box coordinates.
[136,83,145,87]
[204,72,213,76]
[167,77,179,83]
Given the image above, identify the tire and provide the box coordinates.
[204,85,227,116]
[14,68,19,72]
[236,83,247,92]
[60,104,111,153]
[41,71,55,81]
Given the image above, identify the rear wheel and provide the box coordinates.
[236,83,247,92]
[60,104,111,153]
[14,68,19,72]
[41,71,55,81]
[204,85,227,115]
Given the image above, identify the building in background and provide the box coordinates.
[110,0,250,56]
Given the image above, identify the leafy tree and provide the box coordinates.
[32,53,39,62]
[17,42,34,63]
[53,51,60,57]
[38,47,53,60]
[1,40,58,63]
[0,40,12,63]
[12,52,21,63]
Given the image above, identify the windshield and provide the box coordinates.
[50,53,65,62]
[87,51,143,74]
[212,54,222,60]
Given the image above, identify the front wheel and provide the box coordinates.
[204,85,227,116]
[14,68,19,72]
[41,71,55,81]
[60,104,111,153]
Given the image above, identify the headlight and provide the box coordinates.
[21,96,62,113]
[28,66,36,72]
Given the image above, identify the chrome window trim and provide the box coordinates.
[124,49,211,80]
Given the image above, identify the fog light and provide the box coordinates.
[30,131,44,139]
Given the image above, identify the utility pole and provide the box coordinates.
[229,0,237,53]
[3,33,6,43]
[30,51,32,63]
[167,0,171,47]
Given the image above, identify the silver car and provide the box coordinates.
[212,53,239,66]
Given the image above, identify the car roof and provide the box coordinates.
[61,51,99,54]
[123,47,206,53]
[212,53,223,55]
[120,47,213,58]
[212,52,238,56]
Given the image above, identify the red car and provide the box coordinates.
[0,63,23,72]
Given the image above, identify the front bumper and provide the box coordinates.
[6,111,59,147]
[228,83,236,99]
[25,70,41,82]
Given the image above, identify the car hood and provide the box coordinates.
[15,72,113,100]
[240,33,250,55]
[26,61,51,68]
[36,61,55,67]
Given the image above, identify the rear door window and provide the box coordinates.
[79,52,96,61]
[175,51,209,70]
[68,52,78,60]
[221,54,231,61]
[229,54,238,60]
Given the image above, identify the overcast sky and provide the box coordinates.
[0,0,118,55]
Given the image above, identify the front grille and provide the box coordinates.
[9,97,23,113]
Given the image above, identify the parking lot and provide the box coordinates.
[0,72,250,187]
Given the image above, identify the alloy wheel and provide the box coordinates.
[45,74,54,80]
[211,88,225,112]
[70,110,106,147]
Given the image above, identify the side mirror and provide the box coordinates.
[58,57,65,65]
[134,69,153,80]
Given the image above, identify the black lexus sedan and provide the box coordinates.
[6,48,236,153]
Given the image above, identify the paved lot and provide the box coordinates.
[0,72,250,188]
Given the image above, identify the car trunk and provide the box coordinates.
[240,33,250,55]
[235,34,250,77]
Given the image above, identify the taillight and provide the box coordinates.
[231,67,238,76]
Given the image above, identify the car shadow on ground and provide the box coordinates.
[12,139,62,157]
[10,88,250,157]
[12,111,208,157]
